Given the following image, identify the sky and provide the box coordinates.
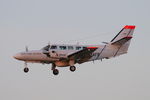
[0,0,150,100]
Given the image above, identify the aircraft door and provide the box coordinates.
[50,50,58,58]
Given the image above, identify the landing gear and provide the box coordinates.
[51,62,76,75]
[24,67,29,73]
[53,69,59,75]
[51,63,59,75]
[24,62,29,73]
[70,66,76,72]
[69,60,76,72]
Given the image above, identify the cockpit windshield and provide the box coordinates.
[50,45,57,49]
[42,45,50,51]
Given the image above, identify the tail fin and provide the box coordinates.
[111,25,136,56]
[111,25,135,43]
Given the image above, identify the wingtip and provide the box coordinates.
[124,25,136,29]
[87,47,98,49]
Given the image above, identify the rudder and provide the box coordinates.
[111,25,136,56]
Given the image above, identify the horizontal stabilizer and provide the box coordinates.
[111,36,132,45]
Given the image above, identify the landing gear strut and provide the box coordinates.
[69,60,76,72]
[51,63,59,75]
[24,62,29,73]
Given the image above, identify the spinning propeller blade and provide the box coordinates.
[25,46,28,52]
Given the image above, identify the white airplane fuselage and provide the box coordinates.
[14,44,124,67]
[13,25,135,75]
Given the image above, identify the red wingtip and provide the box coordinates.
[124,25,136,29]
[87,47,98,49]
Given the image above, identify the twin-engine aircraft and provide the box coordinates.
[13,25,136,75]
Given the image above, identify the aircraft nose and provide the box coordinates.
[13,53,22,60]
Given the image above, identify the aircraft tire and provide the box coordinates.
[24,67,29,73]
[53,69,59,75]
[70,66,76,72]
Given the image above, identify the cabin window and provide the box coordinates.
[50,45,57,49]
[76,46,82,50]
[59,46,67,50]
[68,46,74,50]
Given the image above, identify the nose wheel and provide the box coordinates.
[24,67,29,73]
[24,62,29,73]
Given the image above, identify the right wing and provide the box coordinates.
[68,47,98,64]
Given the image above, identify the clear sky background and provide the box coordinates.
[0,0,150,100]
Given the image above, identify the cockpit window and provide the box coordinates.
[59,46,67,50]
[43,45,50,51]
[68,46,74,50]
[50,45,57,49]
[83,46,87,49]
[76,46,82,50]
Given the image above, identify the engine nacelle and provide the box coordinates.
[55,61,69,67]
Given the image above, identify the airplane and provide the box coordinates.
[13,25,136,75]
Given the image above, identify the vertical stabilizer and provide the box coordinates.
[111,25,135,43]
[111,25,136,56]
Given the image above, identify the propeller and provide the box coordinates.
[48,42,50,47]
[25,46,28,52]
[42,42,51,57]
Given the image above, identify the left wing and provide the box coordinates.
[68,47,98,64]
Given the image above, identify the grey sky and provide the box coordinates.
[0,0,150,100]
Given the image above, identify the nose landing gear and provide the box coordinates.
[24,62,29,73]
[24,67,29,73]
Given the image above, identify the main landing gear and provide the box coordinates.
[70,66,76,72]
[51,64,76,75]
[22,62,77,75]
[69,60,76,72]
[51,63,59,75]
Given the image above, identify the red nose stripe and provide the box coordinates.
[124,25,135,29]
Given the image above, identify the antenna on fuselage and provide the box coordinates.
[48,42,51,50]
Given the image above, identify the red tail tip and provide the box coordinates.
[124,25,136,29]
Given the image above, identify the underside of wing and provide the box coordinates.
[68,47,98,64]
